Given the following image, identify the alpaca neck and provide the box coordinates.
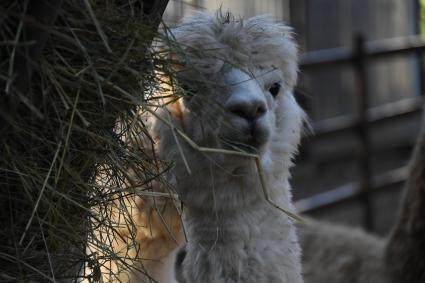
[175,151,292,215]
[183,192,294,248]
[163,141,302,282]
[175,156,302,282]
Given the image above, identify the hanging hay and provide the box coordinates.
[0,0,180,282]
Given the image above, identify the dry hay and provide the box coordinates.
[0,1,179,282]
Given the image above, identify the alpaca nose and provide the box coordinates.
[226,99,267,121]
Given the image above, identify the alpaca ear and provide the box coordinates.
[166,98,187,131]
[155,99,188,140]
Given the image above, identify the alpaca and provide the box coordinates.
[89,11,305,283]
[146,11,305,283]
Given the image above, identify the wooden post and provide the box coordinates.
[353,34,374,231]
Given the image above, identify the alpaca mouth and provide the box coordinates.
[219,137,262,155]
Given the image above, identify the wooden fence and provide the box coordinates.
[295,34,425,231]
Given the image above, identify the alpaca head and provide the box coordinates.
[154,12,305,174]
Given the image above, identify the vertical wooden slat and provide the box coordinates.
[353,35,374,230]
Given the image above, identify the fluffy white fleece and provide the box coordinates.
[149,11,305,283]
[298,220,387,283]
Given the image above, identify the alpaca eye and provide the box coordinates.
[268,82,281,97]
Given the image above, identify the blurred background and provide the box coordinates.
[162,0,425,236]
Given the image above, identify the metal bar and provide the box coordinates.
[301,34,425,68]
[295,166,408,213]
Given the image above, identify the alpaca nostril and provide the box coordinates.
[230,108,247,119]
[227,101,267,120]
[256,105,266,117]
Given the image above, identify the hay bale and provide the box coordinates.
[0,1,173,281]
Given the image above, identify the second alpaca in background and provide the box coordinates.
[299,113,425,283]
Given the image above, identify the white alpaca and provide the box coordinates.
[90,11,304,283]
[148,11,305,283]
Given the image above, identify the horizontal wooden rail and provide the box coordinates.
[295,166,408,213]
[311,96,424,137]
[301,34,425,69]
